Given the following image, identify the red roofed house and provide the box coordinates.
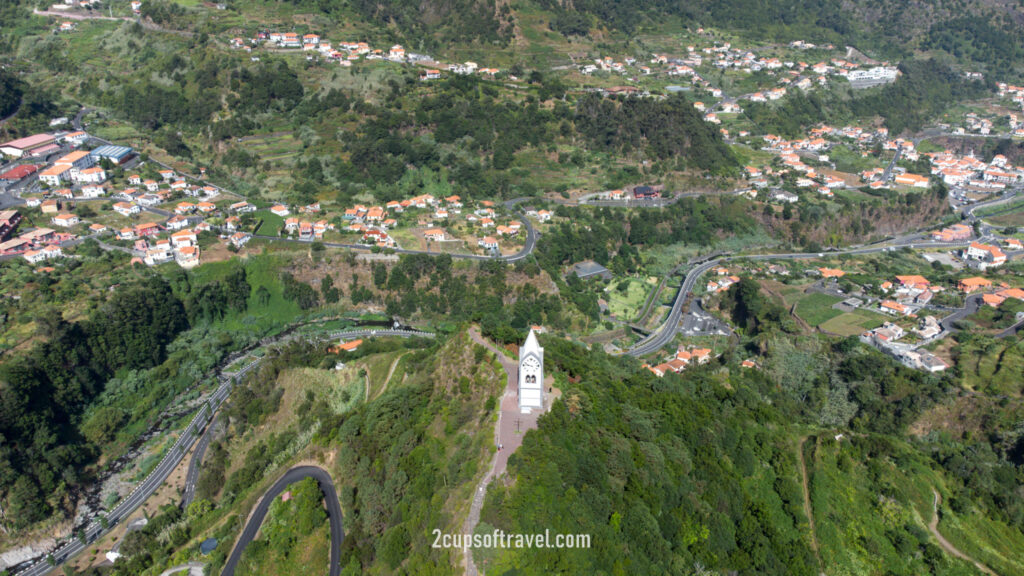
[0,164,39,183]
[895,275,929,289]
[880,300,909,315]
[965,242,1007,269]
[424,228,446,241]
[51,213,79,227]
[958,277,992,293]
[330,339,363,353]
[982,293,1006,307]
[134,222,162,237]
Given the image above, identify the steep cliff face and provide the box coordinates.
[757,187,952,246]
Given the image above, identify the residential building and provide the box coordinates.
[965,242,1007,268]
[39,165,71,186]
[894,173,929,188]
[958,277,992,293]
[72,166,107,184]
[23,245,63,264]
[113,202,141,216]
[229,232,251,247]
[40,199,60,214]
[51,213,79,227]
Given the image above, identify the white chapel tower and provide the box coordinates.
[518,329,544,413]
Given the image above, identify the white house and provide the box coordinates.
[23,245,63,263]
[113,202,141,216]
[51,213,79,227]
[80,184,106,198]
[72,166,106,184]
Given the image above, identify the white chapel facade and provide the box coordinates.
[518,329,544,413]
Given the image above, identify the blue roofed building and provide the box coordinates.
[89,144,135,164]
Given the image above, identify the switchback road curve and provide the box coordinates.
[220,466,343,576]
[13,327,427,575]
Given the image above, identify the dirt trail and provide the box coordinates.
[929,489,998,576]
[375,352,406,400]
[796,436,824,573]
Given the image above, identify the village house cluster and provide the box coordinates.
[230,32,500,80]
[262,201,333,243]
[926,151,1023,191]
[995,83,1024,138]
[644,344,713,377]
[706,267,740,293]
[850,268,1024,372]
[333,194,539,253]
[745,124,908,198]
[877,275,940,316]
[0,129,248,269]
[0,220,74,264]
[859,321,949,372]
[617,39,900,125]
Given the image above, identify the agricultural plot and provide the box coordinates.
[237,132,303,163]
[793,292,844,326]
[818,310,885,336]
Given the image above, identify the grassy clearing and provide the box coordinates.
[183,254,302,334]
[793,292,844,326]
[278,367,363,417]
[976,196,1024,218]
[644,228,778,276]
[952,339,1024,396]
[360,350,406,400]
[238,132,303,163]
[984,205,1024,228]
[818,309,885,336]
[604,277,653,320]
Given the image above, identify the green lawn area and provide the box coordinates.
[604,277,654,320]
[818,309,885,336]
[976,196,1024,219]
[251,210,286,235]
[985,205,1024,228]
[830,144,882,174]
[793,292,844,326]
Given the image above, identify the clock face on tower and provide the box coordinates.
[523,356,539,370]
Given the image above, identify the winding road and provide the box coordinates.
[10,327,429,575]
[220,466,343,576]
[625,237,980,356]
